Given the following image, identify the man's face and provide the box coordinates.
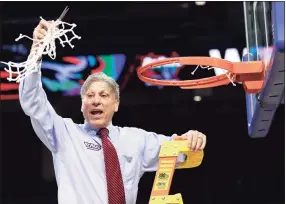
[81,81,119,129]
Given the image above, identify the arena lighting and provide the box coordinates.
[195,2,206,6]
[193,96,202,102]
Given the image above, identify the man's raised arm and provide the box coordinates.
[19,20,65,153]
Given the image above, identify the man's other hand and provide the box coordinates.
[173,130,206,152]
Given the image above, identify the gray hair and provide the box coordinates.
[80,72,120,100]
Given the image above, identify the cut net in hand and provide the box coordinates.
[1,17,81,83]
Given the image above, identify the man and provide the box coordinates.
[19,20,207,204]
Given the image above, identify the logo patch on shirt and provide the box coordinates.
[84,141,101,151]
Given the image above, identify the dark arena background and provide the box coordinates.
[0,2,284,204]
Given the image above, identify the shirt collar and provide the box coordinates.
[83,120,114,139]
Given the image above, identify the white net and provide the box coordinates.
[1,17,81,83]
[190,64,236,86]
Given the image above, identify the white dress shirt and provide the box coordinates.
[19,63,177,204]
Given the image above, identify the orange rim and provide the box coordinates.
[137,57,265,92]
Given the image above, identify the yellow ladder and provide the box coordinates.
[149,140,204,204]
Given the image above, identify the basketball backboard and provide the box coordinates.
[243,2,285,138]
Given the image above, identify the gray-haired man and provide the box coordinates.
[19,19,207,204]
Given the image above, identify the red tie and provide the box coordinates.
[99,128,126,204]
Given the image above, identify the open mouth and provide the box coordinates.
[90,110,103,116]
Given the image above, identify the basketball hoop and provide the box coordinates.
[137,57,266,94]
